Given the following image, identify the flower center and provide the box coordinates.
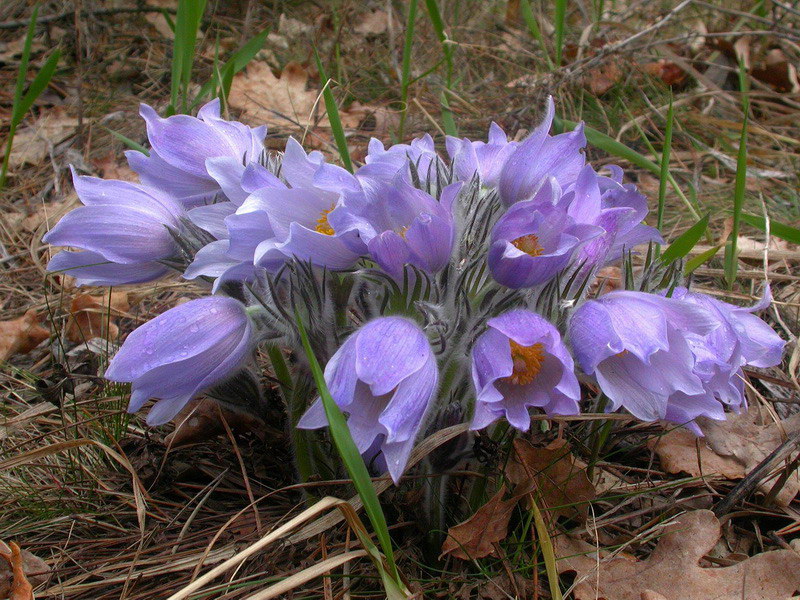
[397,225,409,239]
[512,234,544,257]
[315,204,336,236]
[504,340,545,386]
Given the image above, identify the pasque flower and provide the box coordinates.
[470,310,580,431]
[44,168,183,286]
[569,291,719,424]
[364,134,442,183]
[331,174,461,279]
[127,99,266,207]
[297,317,439,483]
[105,296,253,425]
[446,122,517,187]
[488,184,602,289]
[498,96,587,206]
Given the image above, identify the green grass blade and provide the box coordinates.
[531,497,563,600]
[193,27,269,108]
[656,94,674,232]
[397,0,419,140]
[740,213,800,244]
[554,116,702,222]
[314,49,353,172]
[295,315,401,584]
[686,244,722,274]
[554,0,567,66]
[102,126,150,155]
[170,0,206,114]
[15,49,60,126]
[520,0,553,70]
[423,0,457,135]
[724,60,750,288]
[660,213,710,265]
[12,5,39,117]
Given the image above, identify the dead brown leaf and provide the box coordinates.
[0,311,49,361]
[586,61,622,95]
[91,153,138,181]
[164,398,266,447]
[441,486,517,560]
[354,9,389,36]
[65,292,131,344]
[0,541,48,600]
[643,59,687,86]
[507,438,596,521]
[649,407,800,506]
[1,108,78,168]
[555,510,800,600]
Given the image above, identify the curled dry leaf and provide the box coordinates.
[0,540,49,600]
[649,407,800,506]
[354,9,389,36]
[164,398,266,448]
[1,108,78,168]
[506,438,595,521]
[555,510,800,600]
[643,59,687,86]
[65,292,131,344]
[0,310,49,361]
[440,485,517,560]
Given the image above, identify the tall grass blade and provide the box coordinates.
[554,0,567,66]
[170,0,207,114]
[656,94,674,232]
[295,315,403,587]
[724,60,750,288]
[660,213,709,265]
[102,126,150,155]
[520,0,553,70]
[741,214,800,245]
[686,244,722,274]
[314,49,353,172]
[531,497,563,600]
[398,0,419,140]
[423,0,457,135]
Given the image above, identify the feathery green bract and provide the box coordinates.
[314,49,354,172]
[520,0,553,70]
[1,5,61,190]
[741,214,800,245]
[661,214,710,265]
[295,315,403,587]
[656,95,674,233]
[423,0,457,136]
[724,60,750,289]
[554,116,702,222]
[398,0,419,140]
[169,0,207,115]
[554,0,567,66]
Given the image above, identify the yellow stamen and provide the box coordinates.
[315,204,336,236]
[512,234,544,257]
[504,340,546,386]
[397,225,409,239]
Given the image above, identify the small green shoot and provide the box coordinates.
[168,0,207,115]
[685,244,722,274]
[1,5,61,190]
[314,49,354,172]
[740,214,800,245]
[660,213,710,265]
[554,0,567,66]
[398,0,420,140]
[520,0,554,70]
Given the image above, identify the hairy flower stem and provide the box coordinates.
[586,394,611,480]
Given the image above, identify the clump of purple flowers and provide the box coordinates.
[45,96,785,484]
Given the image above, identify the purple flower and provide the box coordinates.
[297,317,439,483]
[446,122,517,187]
[44,169,183,286]
[364,134,443,183]
[569,291,719,424]
[127,99,266,207]
[331,174,460,279]
[671,287,785,410]
[105,296,253,425]
[488,186,602,289]
[471,310,581,431]
[498,96,587,206]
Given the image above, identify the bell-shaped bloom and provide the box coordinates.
[105,296,253,426]
[44,169,183,286]
[331,174,460,279]
[297,317,439,483]
[364,134,443,184]
[446,122,517,187]
[127,99,266,207]
[671,287,785,409]
[569,291,719,424]
[498,96,587,206]
[471,310,580,431]
[488,186,602,289]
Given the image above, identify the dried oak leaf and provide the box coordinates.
[506,438,595,521]
[649,407,800,506]
[643,59,687,86]
[0,311,49,361]
[0,540,49,600]
[164,397,266,447]
[1,108,78,168]
[65,292,131,344]
[354,9,389,36]
[441,485,517,560]
[555,510,800,600]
